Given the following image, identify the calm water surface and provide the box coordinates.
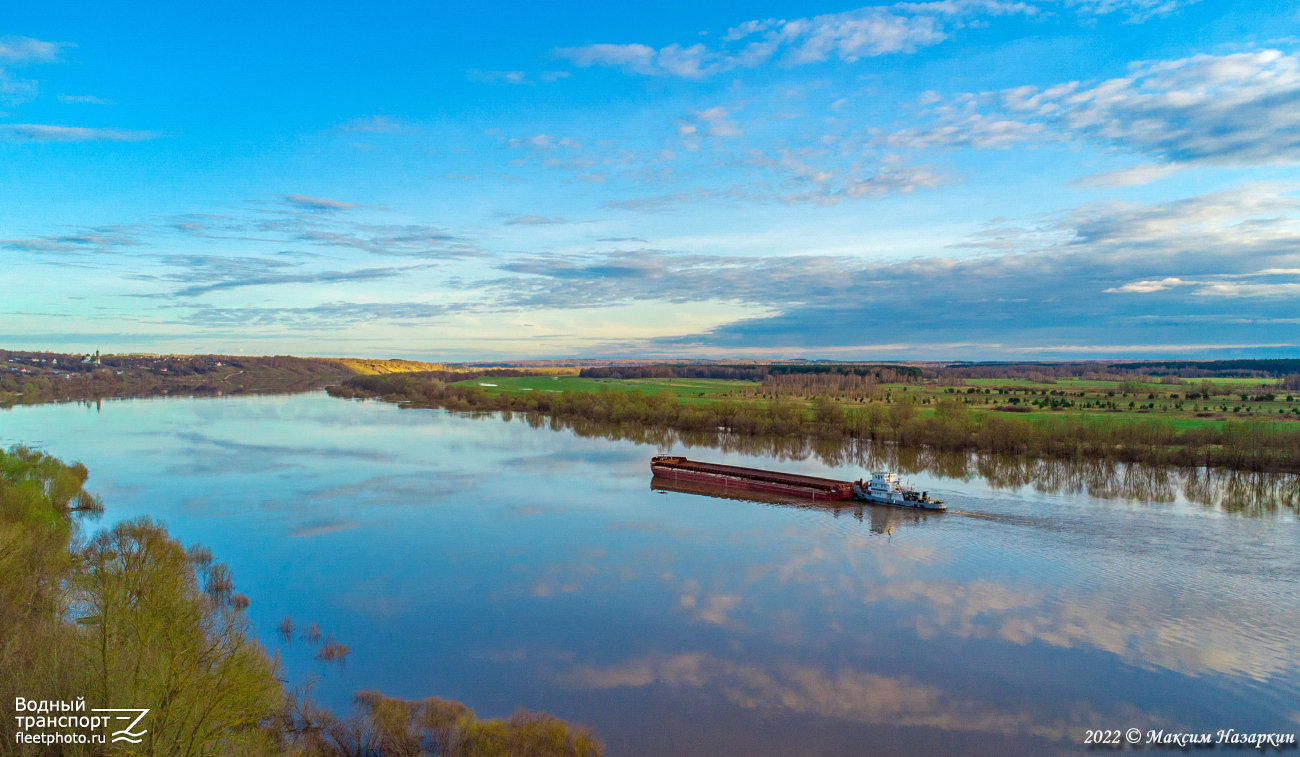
[3,393,1298,756]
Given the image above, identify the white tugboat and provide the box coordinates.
[853,473,946,511]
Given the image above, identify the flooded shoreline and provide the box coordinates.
[462,405,1300,515]
[3,391,1297,756]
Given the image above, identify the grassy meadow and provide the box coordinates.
[339,368,1300,473]
[452,375,757,404]
[451,374,1300,430]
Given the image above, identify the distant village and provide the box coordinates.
[0,350,228,380]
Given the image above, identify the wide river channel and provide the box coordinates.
[3,392,1299,755]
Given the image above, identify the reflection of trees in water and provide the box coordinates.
[1179,467,1300,514]
[484,410,1300,515]
[860,445,1299,515]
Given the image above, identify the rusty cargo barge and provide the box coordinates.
[650,455,854,501]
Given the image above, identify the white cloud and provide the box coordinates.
[469,68,529,84]
[504,214,572,226]
[1051,50,1300,166]
[878,109,1046,150]
[468,69,571,85]
[0,35,68,104]
[694,106,742,137]
[554,1,1038,78]
[280,194,361,211]
[0,35,64,64]
[1076,162,1183,187]
[878,49,1300,175]
[782,164,945,205]
[553,42,719,79]
[1066,0,1199,23]
[485,184,1300,355]
[1194,282,1300,297]
[181,302,450,330]
[1104,276,1190,293]
[0,124,160,142]
[339,115,403,133]
[603,193,694,212]
[505,133,583,150]
[0,71,38,102]
[1107,269,1300,297]
[776,6,951,64]
[57,94,115,105]
[554,43,661,74]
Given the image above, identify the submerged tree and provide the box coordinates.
[76,517,282,756]
[276,686,603,757]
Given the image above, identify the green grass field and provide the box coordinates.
[451,373,1299,430]
[966,376,1282,390]
[451,375,758,404]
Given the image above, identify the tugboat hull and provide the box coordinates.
[852,481,947,511]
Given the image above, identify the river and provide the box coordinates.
[3,392,1298,756]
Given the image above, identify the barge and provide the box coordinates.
[650,455,854,501]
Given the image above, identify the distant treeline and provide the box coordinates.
[332,375,1300,473]
[579,363,923,382]
[931,359,1300,381]
[1120,359,1300,376]
[1,445,604,756]
[578,359,1299,384]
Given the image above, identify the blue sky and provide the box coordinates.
[3,0,1300,360]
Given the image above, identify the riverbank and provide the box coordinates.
[0,351,575,408]
[0,445,604,756]
[331,374,1300,474]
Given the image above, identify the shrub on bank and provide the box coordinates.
[1,446,605,756]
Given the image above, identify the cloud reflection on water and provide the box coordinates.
[5,394,1297,754]
[560,652,1156,742]
[289,520,362,538]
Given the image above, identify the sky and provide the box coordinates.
[2,0,1300,361]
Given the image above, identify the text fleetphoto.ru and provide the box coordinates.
[13,697,150,747]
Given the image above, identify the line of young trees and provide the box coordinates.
[745,372,886,400]
[578,363,922,382]
[332,375,1300,474]
[0,447,603,756]
[927,359,1300,381]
